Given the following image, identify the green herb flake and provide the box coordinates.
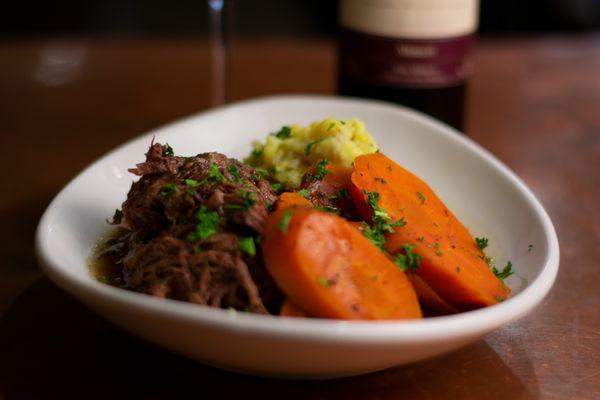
[327,122,335,131]
[394,254,408,272]
[96,275,110,284]
[274,126,292,139]
[277,210,294,233]
[307,159,330,182]
[162,144,174,157]
[305,139,323,156]
[528,244,534,252]
[374,176,387,184]
[226,190,257,211]
[314,205,339,214]
[238,237,256,257]
[188,206,220,241]
[492,261,514,280]
[251,147,264,159]
[270,182,283,193]
[298,189,311,199]
[436,249,443,256]
[387,164,392,172]
[416,191,426,204]
[363,225,386,249]
[185,179,201,187]
[206,163,225,183]
[227,165,242,182]
[318,276,331,288]
[256,168,269,178]
[331,188,349,200]
[160,183,176,197]
[475,237,489,250]
[361,190,406,250]
[401,244,423,271]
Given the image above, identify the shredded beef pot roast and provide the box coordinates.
[106,142,281,314]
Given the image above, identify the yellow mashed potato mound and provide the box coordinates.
[245,117,378,188]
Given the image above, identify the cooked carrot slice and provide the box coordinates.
[280,299,309,318]
[262,206,422,320]
[274,192,312,211]
[350,153,510,310]
[300,162,358,218]
[406,273,458,315]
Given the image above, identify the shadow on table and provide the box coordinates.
[0,279,540,400]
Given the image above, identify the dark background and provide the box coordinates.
[3,0,600,38]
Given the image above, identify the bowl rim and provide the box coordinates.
[35,94,560,344]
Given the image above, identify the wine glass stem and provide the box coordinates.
[209,0,227,106]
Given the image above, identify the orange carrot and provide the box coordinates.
[280,299,309,318]
[262,206,422,320]
[406,274,458,315]
[350,153,510,311]
[300,162,357,217]
[274,192,311,211]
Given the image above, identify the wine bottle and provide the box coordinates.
[338,0,479,131]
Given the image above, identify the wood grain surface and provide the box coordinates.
[0,35,598,400]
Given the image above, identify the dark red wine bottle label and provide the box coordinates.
[340,28,473,89]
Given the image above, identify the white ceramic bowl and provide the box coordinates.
[35,95,559,378]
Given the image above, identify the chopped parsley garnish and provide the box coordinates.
[251,173,260,183]
[475,237,489,250]
[492,261,514,280]
[307,159,330,182]
[314,205,339,214]
[207,163,225,183]
[436,249,443,256]
[227,165,242,182]
[274,126,292,139]
[225,190,256,211]
[416,191,426,204]
[270,182,283,193]
[362,191,406,250]
[395,244,422,272]
[238,236,256,257]
[304,139,323,156]
[256,168,270,178]
[277,210,294,233]
[251,146,264,159]
[528,244,534,252]
[387,164,392,171]
[374,176,387,184]
[318,276,331,288]
[297,189,310,199]
[160,183,176,197]
[363,225,386,249]
[327,122,335,131]
[188,206,220,241]
[331,188,349,200]
[96,275,110,284]
[162,144,174,157]
[185,179,201,187]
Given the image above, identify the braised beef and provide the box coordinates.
[102,142,281,313]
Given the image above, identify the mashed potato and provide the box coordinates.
[245,117,378,188]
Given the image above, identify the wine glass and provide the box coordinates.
[208,0,231,106]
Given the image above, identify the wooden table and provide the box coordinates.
[0,36,598,399]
